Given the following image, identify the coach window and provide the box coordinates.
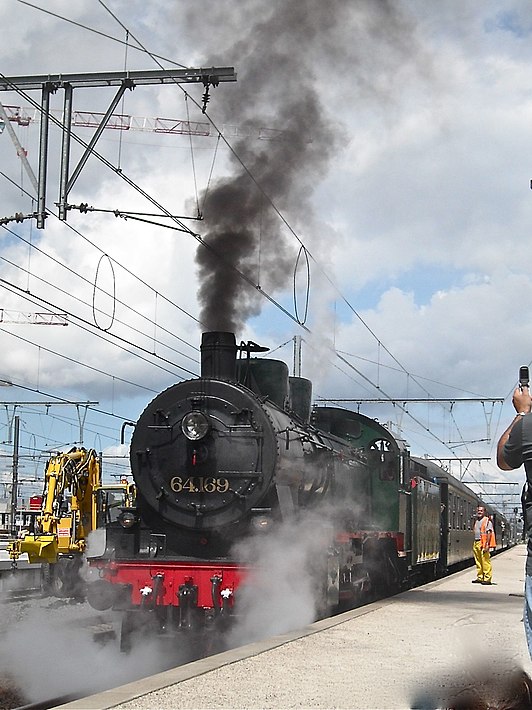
[449,494,453,529]
[451,494,455,530]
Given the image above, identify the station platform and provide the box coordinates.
[58,545,532,710]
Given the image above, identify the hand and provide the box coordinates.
[512,387,532,414]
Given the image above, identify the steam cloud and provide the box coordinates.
[185,0,425,333]
[227,506,341,648]
[0,569,196,704]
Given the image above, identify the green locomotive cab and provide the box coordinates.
[311,407,446,592]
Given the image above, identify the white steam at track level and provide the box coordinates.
[187,0,429,333]
[227,507,338,648]
[0,588,185,704]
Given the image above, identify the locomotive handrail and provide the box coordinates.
[216,470,262,476]
[237,340,270,354]
[217,427,263,436]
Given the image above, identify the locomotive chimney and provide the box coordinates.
[200,331,237,380]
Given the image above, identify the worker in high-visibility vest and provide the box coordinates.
[472,504,496,585]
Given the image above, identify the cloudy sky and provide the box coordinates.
[0,0,531,512]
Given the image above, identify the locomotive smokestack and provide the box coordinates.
[200,331,237,380]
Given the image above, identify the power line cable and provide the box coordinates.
[1,220,200,360]
[3,3,483,457]
[0,281,198,380]
[7,0,460,411]
[16,1,188,69]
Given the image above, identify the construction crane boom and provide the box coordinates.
[0,104,284,140]
[0,102,38,193]
[0,309,68,325]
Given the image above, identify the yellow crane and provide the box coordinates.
[8,447,135,597]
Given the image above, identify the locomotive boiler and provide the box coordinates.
[128,330,342,553]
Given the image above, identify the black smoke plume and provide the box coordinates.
[183,0,423,333]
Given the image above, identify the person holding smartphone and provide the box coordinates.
[497,368,532,659]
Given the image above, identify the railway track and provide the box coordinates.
[0,585,121,709]
[0,593,221,709]
[12,693,78,710]
[3,588,42,603]
[0,673,78,710]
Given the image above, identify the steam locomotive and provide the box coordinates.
[86,331,515,649]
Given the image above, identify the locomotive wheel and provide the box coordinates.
[50,566,66,597]
[315,552,340,619]
[42,558,86,599]
[364,541,401,598]
[40,561,69,597]
[373,552,400,597]
[60,558,87,600]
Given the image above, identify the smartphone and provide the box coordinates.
[520,365,530,390]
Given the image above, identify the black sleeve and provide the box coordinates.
[507,417,532,538]
[503,417,524,469]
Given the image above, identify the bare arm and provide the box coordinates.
[497,387,532,470]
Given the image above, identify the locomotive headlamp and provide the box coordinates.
[181,411,210,441]
[118,510,137,529]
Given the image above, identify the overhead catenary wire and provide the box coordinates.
[6,0,487,422]
[0,378,133,427]
[0,2,497,466]
[17,0,189,70]
[0,57,319,336]
[0,228,197,362]
[0,71,197,236]
[0,178,204,347]
[0,118,470,456]
[0,279,199,380]
[1,75,316,336]
[0,13,396,372]
[0,95,476,457]
[0,397,138,451]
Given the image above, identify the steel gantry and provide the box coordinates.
[0,68,237,229]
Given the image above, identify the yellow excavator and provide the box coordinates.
[8,447,135,597]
